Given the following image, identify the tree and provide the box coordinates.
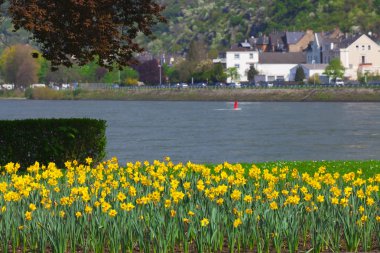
[187,39,208,63]
[324,58,345,80]
[225,67,240,82]
[308,73,321,85]
[134,59,162,85]
[5,1,165,70]
[95,67,108,82]
[0,44,40,88]
[211,63,227,82]
[247,65,259,82]
[44,66,80,84]
[193,60,214,83]
[170,60,192,83]
[295,66,305,82]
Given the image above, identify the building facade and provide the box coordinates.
[339,34,380,79]
[225,48,259,82]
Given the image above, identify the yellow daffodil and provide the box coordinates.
[200,218,209,227]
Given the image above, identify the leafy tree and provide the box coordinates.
[308,73,321,85]
[0,44,39,88]
[187,39,208,63]
[44,67,80,84]
[193,60,214,82]
[247,65,259,82]
[163,64,175,83]
[37,56,50,83]
[324,58,345,80]
[95,67,108,82]
[225,67,240,82]
[103,67,139,85]
[16,57,39,87]
[134,59,162,85]
[4,0,165,70]
[170,60,192,83]
[211,63,227,82]
[295,66,305,82]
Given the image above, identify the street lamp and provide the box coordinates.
[312,60,316,85]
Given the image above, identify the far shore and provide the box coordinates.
[2,87,380,102]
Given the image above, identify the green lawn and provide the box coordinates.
[250,160,380,178]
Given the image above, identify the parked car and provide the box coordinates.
[30,83,46,88]
[367,80,380,86]
[227,82,241,88]
[212,82,226,87]
[1,83,14,90]
[172,83,188,88]
[333,78,344,86]
[195,82,207,88]
[61,83,71,89]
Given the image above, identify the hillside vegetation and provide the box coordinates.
[146,0,380,54]
[1,1,380,59]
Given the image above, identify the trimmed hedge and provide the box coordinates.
[0,118,106,169]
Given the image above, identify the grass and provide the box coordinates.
[2,87,380,101]
[246,160,380,178]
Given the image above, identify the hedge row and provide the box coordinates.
[0,118,106,169]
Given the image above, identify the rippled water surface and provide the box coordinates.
[1,100,380,164]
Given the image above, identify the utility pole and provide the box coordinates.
[312,60,316,85]
[159,61,162,86]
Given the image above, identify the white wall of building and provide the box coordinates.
[300,66,327,79]
[226,50,259,82]
[256,64,298,81]
[339,34,380,79]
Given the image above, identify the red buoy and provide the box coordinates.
[233,101,238,109]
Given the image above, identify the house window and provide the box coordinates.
[356,45,359,50]
[234,53,240,59]
[249,53,254,59]
[368,45,371,50]
[362,45,365,50]
[276,76,285,81]
[234,64,240,69]
[268,76,275,81]
[349,64,353,69]
[362,56,365,64]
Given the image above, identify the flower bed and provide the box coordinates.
[0,158,379,252]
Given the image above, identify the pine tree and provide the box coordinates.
[247,65,259,82]
[295,66,305,82]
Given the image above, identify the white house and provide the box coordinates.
[255,52,307,81]
[225,47,259,82]
[256,64,298,81]
[338,34,380,79]
[299,64,328,79]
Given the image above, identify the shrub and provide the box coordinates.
[0,118,106,169]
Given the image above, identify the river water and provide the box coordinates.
[0,100,379,164]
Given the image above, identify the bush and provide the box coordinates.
[0,118,106,169]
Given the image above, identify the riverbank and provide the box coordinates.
[3,87,380,101]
